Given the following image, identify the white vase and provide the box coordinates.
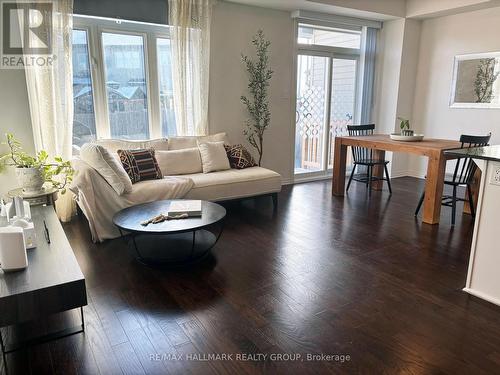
[15,167,44,194]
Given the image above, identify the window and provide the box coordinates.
[102,33,149,139]
[294,23,363,177]
[298,24,361,49]
[157,38,176,137]
[71,16,176,148]
[72,29,97,147]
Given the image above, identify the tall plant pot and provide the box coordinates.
[15,167,44,194]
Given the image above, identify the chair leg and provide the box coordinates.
[368,166,372,195]
[384,164,392,194]
[346,164,356,192]
[415,192,425,216]
[451,186,457,226]
[467,185,476,218]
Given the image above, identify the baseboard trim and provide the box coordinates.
[463,288,500,308]
[389,170,426,179]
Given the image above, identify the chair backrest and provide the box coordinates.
[451,133,491,184]
[347,124,375,162]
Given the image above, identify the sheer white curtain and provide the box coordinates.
[24,0,75,221]
[168,0,213,136]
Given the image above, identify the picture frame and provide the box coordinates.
[450,51,500,109]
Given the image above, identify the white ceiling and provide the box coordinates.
[224,0,402,21]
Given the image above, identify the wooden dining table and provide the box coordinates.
[332,134,464,225]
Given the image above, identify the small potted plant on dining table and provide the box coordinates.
[398,117,414,136]
[0,133,74,194]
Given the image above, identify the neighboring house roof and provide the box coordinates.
[74,86,92,99]
[115,86,146,99]
[74,85,146,100]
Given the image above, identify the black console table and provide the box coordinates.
[0,205,87,360]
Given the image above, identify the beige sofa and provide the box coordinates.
[71,135,281,242]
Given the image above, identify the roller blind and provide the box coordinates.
[74,0,168,24]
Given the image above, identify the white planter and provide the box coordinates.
[15,167,44,194]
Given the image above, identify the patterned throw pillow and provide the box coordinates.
[224,144,257,169]
[117,148,162,183]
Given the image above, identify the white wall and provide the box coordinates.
[372,19,404,172]
[0,68,33,199]
[209,1,295,183]
[408,6,500,177]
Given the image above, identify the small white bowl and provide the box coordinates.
[390,133,424,142]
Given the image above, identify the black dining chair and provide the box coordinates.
[346,124,392,195]
[414,133,491,225]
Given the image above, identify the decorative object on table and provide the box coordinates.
[224,144,257,169]
[0,134,74,194]
[450,52,500,108]
[241,30,274,166]
[0,199,7,217]
[0,227,28,271]
[117,148,162,183]
[167,200,202,217]
[390,133,425,142]
[397,117,413,136]
[4,197,36,250]
[10,218,36,249]
[6,196,31,222]
[7,186,58,207]
[140,213,189,226]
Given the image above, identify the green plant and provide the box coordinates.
[398,117,410,131]
[241,30,274,166]
[0,133,74,193]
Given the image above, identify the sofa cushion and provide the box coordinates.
[198,141,231,173]
[182,167,281,201]
[155,148,202,175]
[95,138,169,154]
[224,144,257,169]
[117,149,162,183]
[80,143,132,195]
[168,132,228,150]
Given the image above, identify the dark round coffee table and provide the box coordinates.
[112,200,226,266]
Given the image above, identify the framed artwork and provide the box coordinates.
[450,52,500,108]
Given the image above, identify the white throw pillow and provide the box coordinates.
[80,143,132,195]
[168,132,228,150]
[197,141,231,173]
[155,148,203,176]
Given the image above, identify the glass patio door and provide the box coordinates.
[294,54,358,177]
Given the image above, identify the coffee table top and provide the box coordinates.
[112,200,226,234]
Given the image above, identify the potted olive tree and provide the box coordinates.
[0,134,73,194]
[241,30,274,166]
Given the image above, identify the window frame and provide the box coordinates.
[72,26,98,143]
[73,15,172,140]
[293,21,366,180]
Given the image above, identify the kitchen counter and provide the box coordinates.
[445,146,500,306]
[445,145,500,162]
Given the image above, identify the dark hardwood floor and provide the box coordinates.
[3,177,500,374]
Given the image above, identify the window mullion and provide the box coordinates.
[92,25,111,139]
[148,33,161,139]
